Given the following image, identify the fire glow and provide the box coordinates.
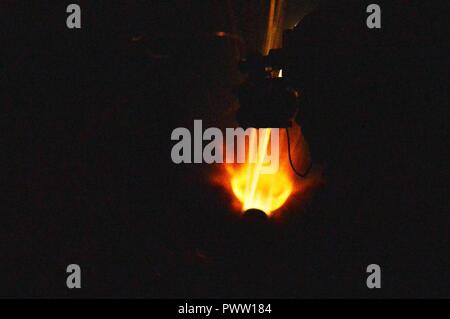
[222,123,306,215]
[228,128,292,213]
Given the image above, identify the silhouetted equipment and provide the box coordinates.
[243,208,268,221]
[237,50,299,129]
[236,44,310,177]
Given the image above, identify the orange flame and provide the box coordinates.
[228,128,293,214]
[220,123,308,216]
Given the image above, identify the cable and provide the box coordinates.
[285,127,312,178]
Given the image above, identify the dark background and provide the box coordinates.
[1,0,448,298]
